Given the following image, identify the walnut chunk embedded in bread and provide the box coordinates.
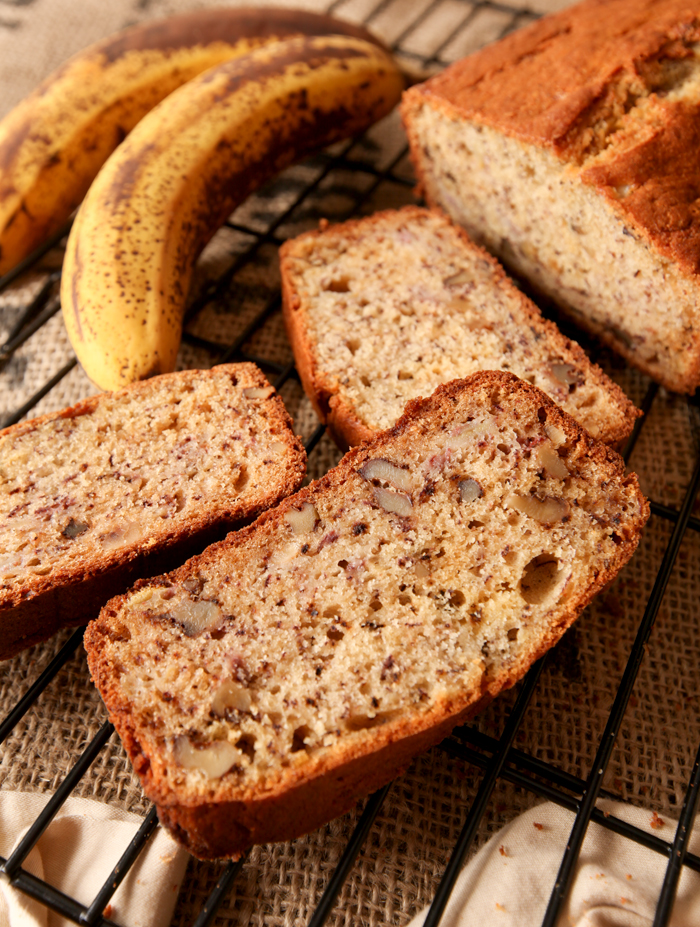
[280,206,639,450]
[85,371,648,860]
[401,0,700,393]
[0,363,306,659]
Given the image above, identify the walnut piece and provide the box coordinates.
[545,424,567,448]
[167,596,223,636]
[550,363,584,387]
[129,587,156,607]
[284,503,318,535]
[373,486,413,516]
[173,736,240,779]
[458,478,483,503]
[359,458,416,492]
[447,298,482,329]
[443,268,475,287]
[506,494,570,525]
[537,443,569,480]
[99,521,144,550]
[447,418,495,449]
[212,681,252,716]
[243,386,275,400]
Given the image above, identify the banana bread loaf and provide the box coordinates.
[85,371,648,860]
[0,363,305,660]
[280,206,638,449]
[401,0,700,393]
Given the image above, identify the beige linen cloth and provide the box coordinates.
[407,801,700,927]
[0,793,188,927]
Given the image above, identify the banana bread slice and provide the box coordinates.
[0,363,305,659]
[280,206,638,450]
[401,0,700,393]
[85,371,648,860]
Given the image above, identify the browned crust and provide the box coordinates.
[401,1,700,148]
[0,364,306,661]
[280,206,639,448]
[155,691,497,859]
[105,674,495,860]
[85,371,648,859]
[578,105,700,279]
[279,239,374,452]
[401,0,700,283]
[399,94,439,215]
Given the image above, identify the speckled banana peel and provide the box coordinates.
[0,8,387,275]
[61,35,404,392]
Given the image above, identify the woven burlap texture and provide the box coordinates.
[1,1,699,926]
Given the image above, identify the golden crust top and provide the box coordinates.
[402,0,700,275]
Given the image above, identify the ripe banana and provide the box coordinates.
[61,35,404,393]
[0,8,387,275]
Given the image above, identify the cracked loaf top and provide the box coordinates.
[403,0,700,276]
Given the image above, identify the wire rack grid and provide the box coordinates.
[1,1,699,926]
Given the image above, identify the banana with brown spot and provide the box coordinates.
[61,34,404,391]
[0,7,388,275]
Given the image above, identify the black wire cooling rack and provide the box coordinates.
[1,1,700,926]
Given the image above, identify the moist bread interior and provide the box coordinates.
[407,109,700,389]
[0,365,304,603]
[281,207,637,446]
[92,375,646,807]
[401,0,700,393]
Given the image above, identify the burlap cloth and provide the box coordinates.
[0,1,698,925]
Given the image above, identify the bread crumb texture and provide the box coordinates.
[0,364,306,656]
[401,0,700,392]
[281,206,638,447]
[86,372,648,859]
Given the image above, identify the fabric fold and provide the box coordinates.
[407,800,700,927]
[0,792,188,927]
